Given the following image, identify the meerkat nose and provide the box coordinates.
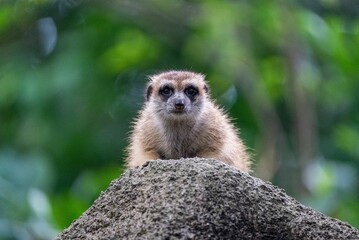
[174,99,185,110]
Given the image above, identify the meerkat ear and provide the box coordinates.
[146,84,153,101]
[203,84,209,93]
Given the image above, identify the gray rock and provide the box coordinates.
[56,158,359,239]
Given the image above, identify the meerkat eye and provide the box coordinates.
[160,86,173,97]
[185,86,198,98]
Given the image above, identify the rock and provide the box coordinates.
[56,158,359,239]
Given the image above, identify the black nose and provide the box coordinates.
[174,99,185,110]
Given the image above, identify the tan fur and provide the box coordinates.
[126,70,251,172]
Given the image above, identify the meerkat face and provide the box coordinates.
[146,71,209,121]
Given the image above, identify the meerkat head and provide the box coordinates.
[146,71,209,121]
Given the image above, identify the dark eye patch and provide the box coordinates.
[184,86,199,98]
[159,85,174,98]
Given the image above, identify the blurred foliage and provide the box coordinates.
[0,0,359,238]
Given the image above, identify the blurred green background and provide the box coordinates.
[1,0,359,238]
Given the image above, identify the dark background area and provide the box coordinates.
[0,0,358,239]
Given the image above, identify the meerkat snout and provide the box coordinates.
[174,98,185,111]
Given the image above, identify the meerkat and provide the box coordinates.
[126,70,251,172]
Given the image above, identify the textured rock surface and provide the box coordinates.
[56,158,359,239]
